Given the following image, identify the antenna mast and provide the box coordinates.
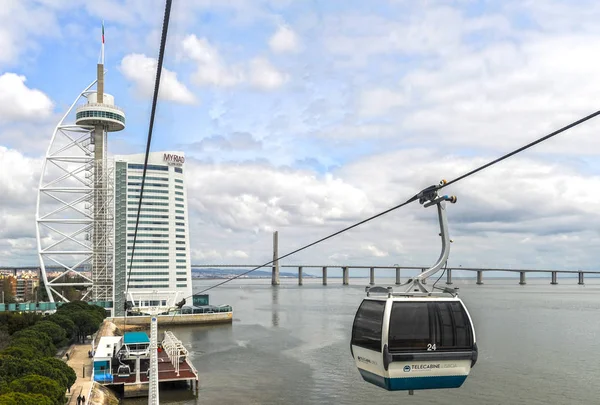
[101,20,105,65]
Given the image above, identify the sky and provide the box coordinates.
[1,0,600,276]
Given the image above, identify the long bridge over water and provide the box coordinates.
[190,264,598,287]
[2,264,597,289]
[190,232,598,286]
[0,264,600,285]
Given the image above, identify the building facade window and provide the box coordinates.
[128,163,168,171]
[129,175,168,181]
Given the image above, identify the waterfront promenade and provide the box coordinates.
[64,342,93,405]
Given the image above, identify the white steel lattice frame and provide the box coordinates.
[36,79,115,303]
[161,331,188,376]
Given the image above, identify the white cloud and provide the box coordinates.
[358,88,406,117]
[269,24,300,53]
[191,248,249,261]
[322,8,467,64]
[0,73,53,122]
[0,30,17,65]
[249,57,289,90]
[322,7,512,67]
[395,34,600,153]
[175,150,600,270]
[181,35,244,87]
[0,1,61,66]
[0,121,63,155]
[308,5,600,156]
[314,123,398,139]
[185,160,372,234]
[0,146,42,265]
[0,146,40,207]
[119,53,197,104]
[228,250,249,259]
[191,132,263,152]
[181,34,287,90]
[363,244,389,257]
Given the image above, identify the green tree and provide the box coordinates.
[58,301,107,319]
[67,311,103,343]
[88,303,109,320]
[39,358,76,389]
[56,300,90,313]
[0,331,9,351]
[0,356,33,383]
[30,321,67,346]
[56,301,106,342]
[46,314,77,341]
[8,375,63,405]
[9,329,55,357]
[1,282,16,305]
[0,346,36,360]
[0,392,53,405]
[29,359,69,389]
[0,356,74,389]
[37,281,49,302]
[0,313,42,335]
[63,287,81,302]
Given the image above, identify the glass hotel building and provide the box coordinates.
[113,151,192,316]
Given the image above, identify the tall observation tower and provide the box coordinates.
[36,25,125,312]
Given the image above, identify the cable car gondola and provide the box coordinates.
[351,182,478,393]
[117,364,131,378]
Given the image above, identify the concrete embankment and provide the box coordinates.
[89,382,120,405]
[96,319,122,339]
[109,311,232,329]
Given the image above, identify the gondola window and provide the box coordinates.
[388,302,432,351]
[351,300,385,351]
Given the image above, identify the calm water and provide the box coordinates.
[124,276,600,404]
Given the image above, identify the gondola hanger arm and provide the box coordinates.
[414,180,457,282]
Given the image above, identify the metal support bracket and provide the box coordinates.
[407,180,457,292]
[363,180,458,298]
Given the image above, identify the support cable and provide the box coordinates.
[439,109,600,190]
[123,0,173,328]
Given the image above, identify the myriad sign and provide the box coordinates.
[163,153,185,166]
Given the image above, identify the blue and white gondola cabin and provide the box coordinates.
[351,289,478,392]
[350,183,478,393]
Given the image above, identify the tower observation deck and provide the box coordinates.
[75,92,125,132]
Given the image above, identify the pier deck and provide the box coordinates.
[109,349,197,385]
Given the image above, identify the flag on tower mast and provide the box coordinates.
[101,21,105,64]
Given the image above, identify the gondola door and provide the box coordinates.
[351,298,388,389]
